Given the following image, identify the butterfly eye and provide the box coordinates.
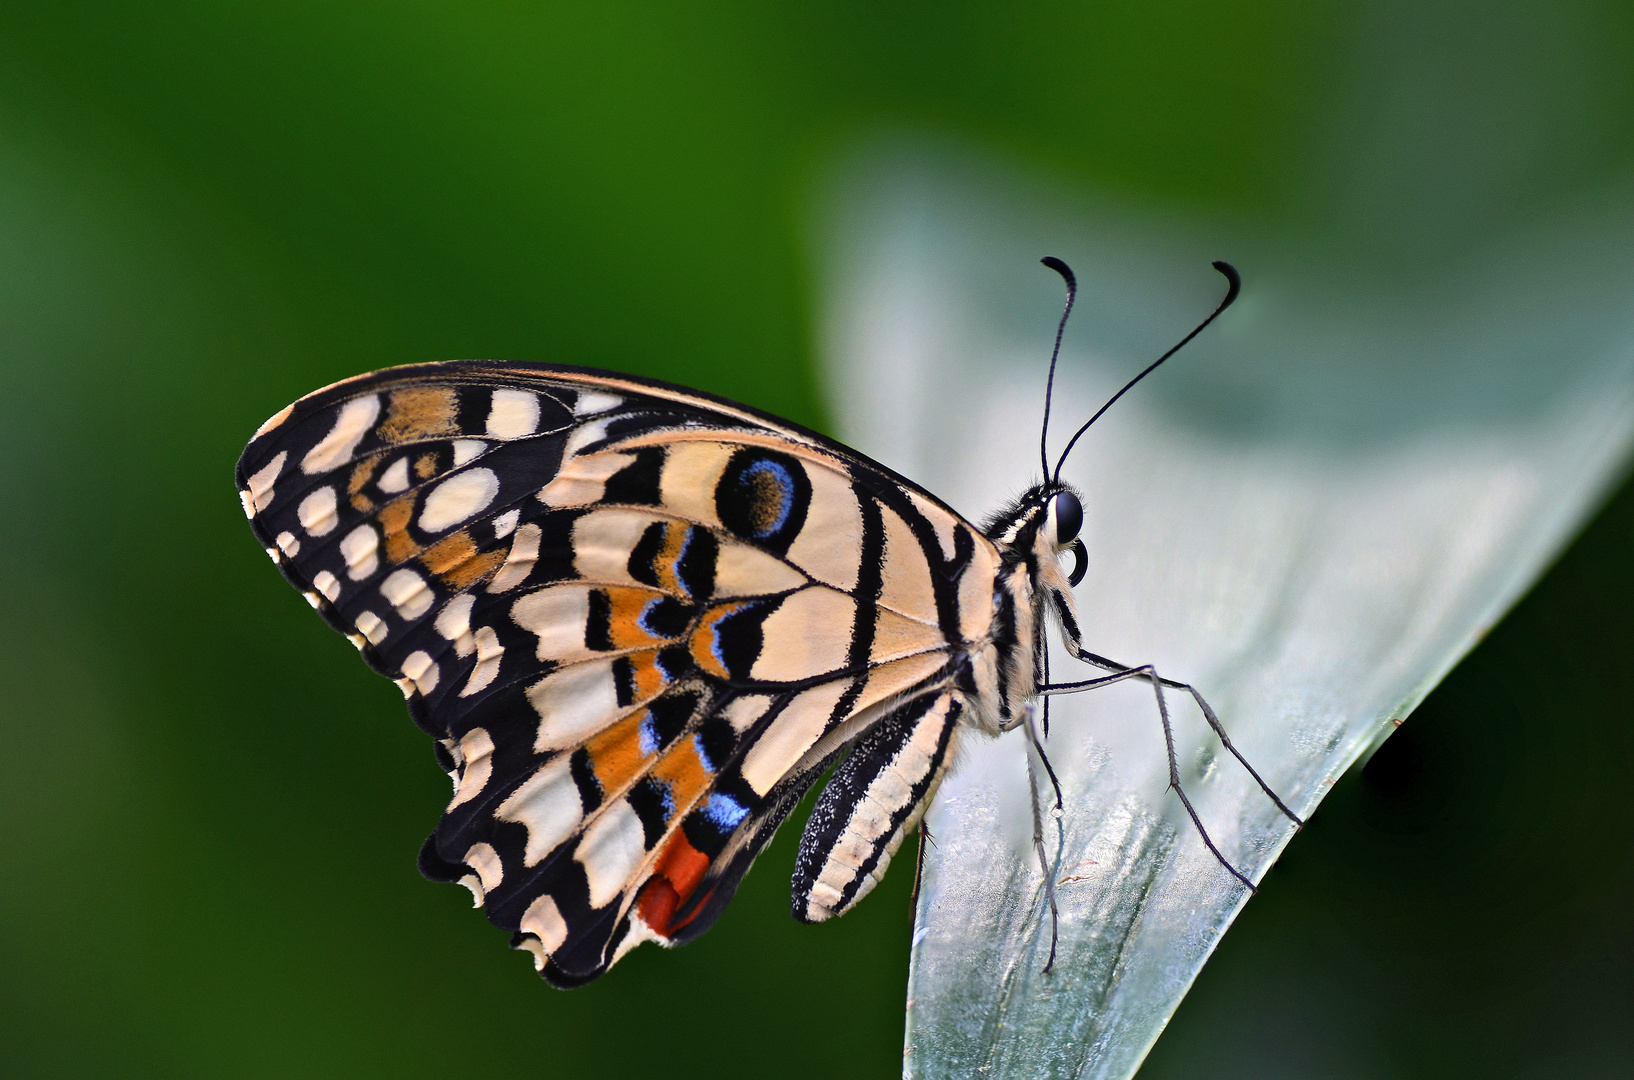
[1049,490,1082,546]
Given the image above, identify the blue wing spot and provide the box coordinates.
[638,713,661,757]
[693,731,717,773]
[701,792,749,830]
[638,597,665,637]
[709,619,729,673]
[672,527,694,599]
[652,777,677,820]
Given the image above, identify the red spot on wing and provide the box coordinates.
[637,832,714,936]
[637,878,679,938]
[659,832,712,899]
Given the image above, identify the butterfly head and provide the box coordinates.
[989,481,1089,588]
[1038,484,1088,588]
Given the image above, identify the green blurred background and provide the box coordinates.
[2,3,1632,1077]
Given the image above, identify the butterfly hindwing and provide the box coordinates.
[237,361,999,985]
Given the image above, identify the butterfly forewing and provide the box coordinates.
[237,361,994,985]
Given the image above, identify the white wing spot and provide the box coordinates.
[561,419,611,460]
[302,394,380,474]
[488,522,540,592]
[340,524,380,580]
[448,727,494,810]
[246,451,286,513]
[511,586,592,661]
[312,570,340,602]
[575,800,647,909]
[520,894,569,957]
[609,912,669,965]
[419,468,499,533]
[465,842,504,895]
[452,438,489,466]
[380,568,433,620]
[515,936,549,971]
[458,876,485,907]
[297,486,338,537]
[525,660,622,751]
[492,508,521,539]
[355,610,388,645]
[538,445,630,508]
[401,650,439,695]
[573,390,622,417]
[435,595,476,657]
[497,756,584,866]
[462,626,504,697]
[274,531,301,558]
[377,457,410,493]
[487,388,541,438]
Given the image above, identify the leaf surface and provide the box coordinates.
[816,143,1634,1079]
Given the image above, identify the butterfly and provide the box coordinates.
[236,257,1300,987]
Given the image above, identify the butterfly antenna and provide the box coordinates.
[1052,260,1240,482]
[1038,257,1078,480]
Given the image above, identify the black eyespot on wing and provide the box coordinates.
[714,449,811,556]
[1053,490,1083,545]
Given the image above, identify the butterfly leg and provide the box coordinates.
[1052,650,1307,826]
[1042,586,1302,827]
[1039,665,1258,892]
[1022,705,1063,972]
[908,823,933,934]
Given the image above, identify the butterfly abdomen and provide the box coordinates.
[791,690,963,923]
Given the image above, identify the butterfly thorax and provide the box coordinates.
[960,483,1085,736]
